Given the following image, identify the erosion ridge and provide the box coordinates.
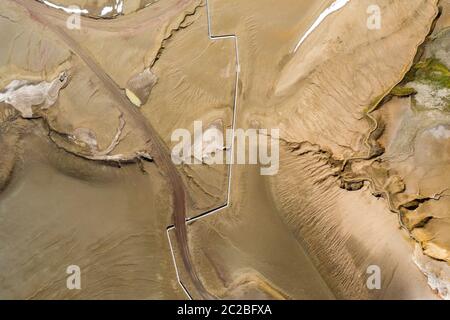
[0,0,449,300]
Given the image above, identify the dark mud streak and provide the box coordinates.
[13,0,214,299]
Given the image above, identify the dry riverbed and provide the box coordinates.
[0,0,449,299]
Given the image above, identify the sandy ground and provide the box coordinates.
[174,0,445,299]
[0,122,184,299]
[0,0,448,300]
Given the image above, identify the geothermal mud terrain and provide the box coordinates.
[0,0,449,299]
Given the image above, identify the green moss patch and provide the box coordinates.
[390,86,417,97]
[405,58,450,89]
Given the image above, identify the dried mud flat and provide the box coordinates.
[0,0,449,300]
